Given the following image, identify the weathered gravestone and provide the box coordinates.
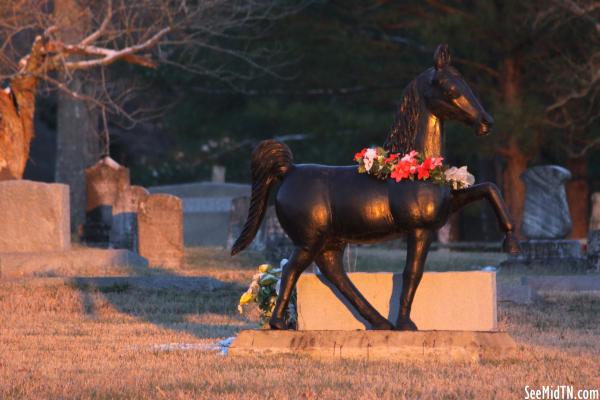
[588,230,600,271]
[521,165,572,239]
[505,165,584,266]
[149,181,251,246]
[83,157,130,246]
[211,165,226,183]
[590,193,600,231]
[0,180,70,252]
[138,194,184,268]
[227,196,258,250]
[110,185,149,251]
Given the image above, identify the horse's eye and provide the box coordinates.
[444,86,460,99]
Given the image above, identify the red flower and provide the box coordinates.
[354,148,368,161]
[391,160,412,182]
[417,159,431,180]
[385,153,400,163]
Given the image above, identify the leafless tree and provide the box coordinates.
[531,0,600,237]
[0,0,304,225]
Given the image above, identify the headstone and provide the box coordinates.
[521,165,572,239]
[110,186,149,251]
[211,165,226,183]
[227,196,251,249]
[138,194,184,268]
[590,193,600,231]
[588,230,600,270]
[149,182,250,246]
[83,157,130,246]
[0,180,70,252]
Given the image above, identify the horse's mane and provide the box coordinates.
[384,79,422,154]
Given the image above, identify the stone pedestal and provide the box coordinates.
[0,249,148,278]
[138,194,184,268]
[0,180,70,252]
[502,239,585,267]
[587,230,600,270]
[296,271,497,331]
[84,157,130,246]
[229,330,516,362]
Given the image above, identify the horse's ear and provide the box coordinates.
[434,44,451,70]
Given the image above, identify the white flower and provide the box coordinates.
[275,279,281,295]
[363,148,377,172]
[280,259,289,268]
[445,166,475,189]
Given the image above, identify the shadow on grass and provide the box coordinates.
[71,247,262,340]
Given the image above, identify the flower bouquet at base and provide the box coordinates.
[238,259,297,329]
[354,146,475,189]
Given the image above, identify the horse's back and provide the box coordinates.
[276,164,397,244]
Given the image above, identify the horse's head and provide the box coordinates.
[424,44,494,136]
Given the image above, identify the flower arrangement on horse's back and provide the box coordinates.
[354,147,475,190]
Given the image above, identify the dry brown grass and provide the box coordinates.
[0,247,599,399]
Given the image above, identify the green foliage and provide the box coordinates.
[122,0,598,185]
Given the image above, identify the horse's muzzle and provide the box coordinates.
[476,113,494,136]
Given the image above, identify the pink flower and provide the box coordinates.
[429,157,444,169]
[401,150,419,163]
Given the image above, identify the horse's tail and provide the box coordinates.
[231,140,293,256]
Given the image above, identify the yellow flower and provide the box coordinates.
[239,291,253,305]
[258,264,271,273]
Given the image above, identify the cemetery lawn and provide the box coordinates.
[1,247,599,399]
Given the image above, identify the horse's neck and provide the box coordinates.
[414,111,443,158]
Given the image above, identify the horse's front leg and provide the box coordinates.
[396,228,434,331]
[451,183,521,254]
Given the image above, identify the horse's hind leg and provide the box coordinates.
[270,246,315,330]
[316,247,394,330]
[396,228,434,331]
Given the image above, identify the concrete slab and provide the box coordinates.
[522,275,600,292]
[0,249,149,279]
[70,276,226,291]
[229,330,517,362]
[297,272,497,331]
[497,283,537,304]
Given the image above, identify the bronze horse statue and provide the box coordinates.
[231,44,520,331]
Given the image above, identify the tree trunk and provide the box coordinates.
[566,156,589,238]
[501,140,528,237]
[54,0,100,231]
[0,41,43,180]
[499,56,528,238]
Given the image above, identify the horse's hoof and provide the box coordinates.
[395,317,418,331]
[503,232,521,255]
[269,317,288,330]
[371,319,394,330]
